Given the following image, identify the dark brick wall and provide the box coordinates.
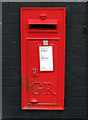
[2,2,87,119]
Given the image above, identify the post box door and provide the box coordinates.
[28,40,59,104]
[21,7,66,110]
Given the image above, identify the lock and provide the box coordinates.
[33,69,36,73]
[33,68,38,77]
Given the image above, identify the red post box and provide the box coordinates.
[21,7,66,110]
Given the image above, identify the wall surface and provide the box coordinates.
[2,2,87,119]
[0,2,2,120]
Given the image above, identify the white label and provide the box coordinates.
[39,46,53,71]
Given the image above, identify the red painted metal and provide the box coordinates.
[21,7,66,110]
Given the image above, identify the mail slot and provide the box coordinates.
[28,19,57,32]
[21,7,66,110]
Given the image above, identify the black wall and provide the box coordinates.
[2,2,87,119]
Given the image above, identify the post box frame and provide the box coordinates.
[21,7,66,110]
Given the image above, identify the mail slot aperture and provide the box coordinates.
[29,24,56,31]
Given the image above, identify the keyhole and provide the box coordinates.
[33,69,36,73]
